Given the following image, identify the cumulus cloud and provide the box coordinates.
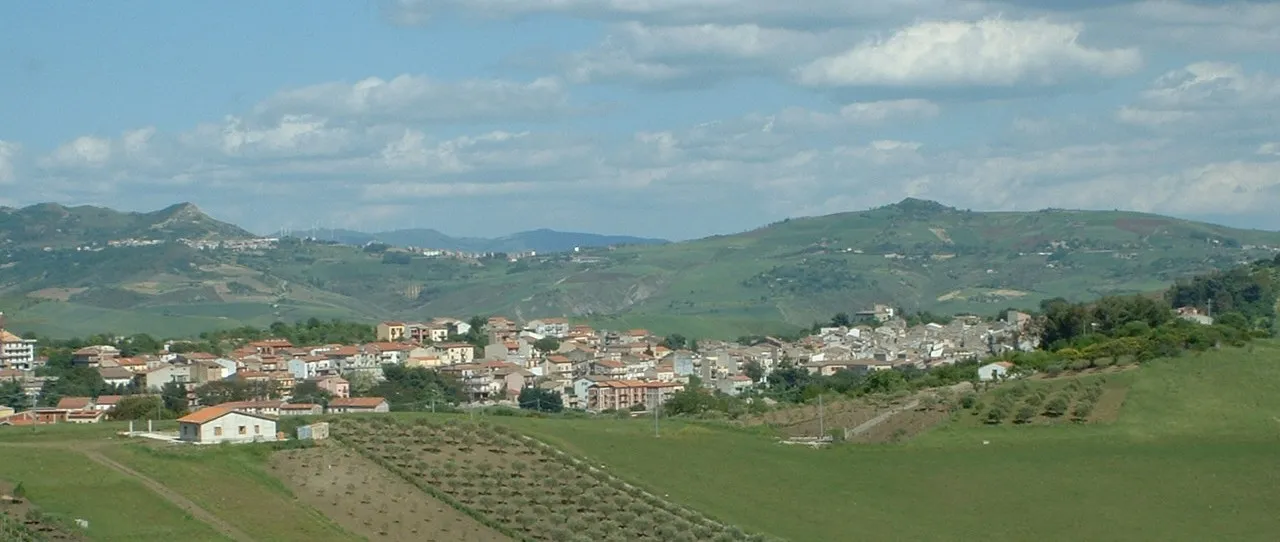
[255,75,574,124]
[565,22,843,85]
[1118,62,1280,130]
[796,18,1141,88]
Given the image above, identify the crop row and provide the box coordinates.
[330,417,780,542]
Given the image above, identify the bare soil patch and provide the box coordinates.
[26,288,86,301]
[1089,386,1129,423]
[271,445,510,542]
[744,399,883,438]
[0,481,87,541]
[849,408,951,444]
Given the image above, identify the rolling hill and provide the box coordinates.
[0,202,255,249]
[319,227,669,253]
[5,198,1280,339]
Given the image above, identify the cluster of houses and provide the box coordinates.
[0,306,1042,440]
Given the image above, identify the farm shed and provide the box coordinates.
[297,422,330,441]
[977,361,1015,382]
[177,406,278,444]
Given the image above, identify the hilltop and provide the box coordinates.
[0,202,255,249]
[5,198,1280,339]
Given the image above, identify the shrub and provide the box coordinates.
[1043,396,1069,418]
[1044,364,1064,377]
[959,393,978,409]
[1014,406,1036,424]
[984,406,1007,425]
[1072,402,1094,421]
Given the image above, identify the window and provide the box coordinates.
[214,426,223,436]
[254,425,260,434]
[238,426,246,435]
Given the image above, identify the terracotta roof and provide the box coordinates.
[329,397,387,408]
[0,330,26,342]
[98,367,135,380]
[95,395,123,405]
[56,397,92,410]
[66,410,105,419]
[381,321,406,326]
[178,406,234,424]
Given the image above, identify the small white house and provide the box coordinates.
[177,406,278,444]
[977,361,1015,382]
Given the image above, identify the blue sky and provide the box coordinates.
[2,0,1279,240]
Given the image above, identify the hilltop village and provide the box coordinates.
[0,306,1036,427]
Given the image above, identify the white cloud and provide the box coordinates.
[0,141,19,184]
[1118,62,1280,129]
[1122,0,1280,52]
[565,22,844,85]
[1259,142,1280,156]
[838,99,940,123]
[43,136,114,169]
[255,75,574,123]
[796,18,1141,88]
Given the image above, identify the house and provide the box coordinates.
[215,400,284,417]
[326,397,390,413]
[98,366,136,388]
[0,327,38,370]
[145,363,192,391]
[71,345,120,367]
[279,403,323,416]
[435,343,476,365]
[115,357,152,374]
[55,397,92,410]
[376,321,407,342]
[526,318,570,338]
[247,339,293,355]
[586,380,683,411]
[978,361,1015,382]
[92,395,122,412]
[315,375,350,398]
[66,410,107,424]
[177,407,278,444]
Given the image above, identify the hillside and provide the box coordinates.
[0,202,255,249]
[322,227,669,253]
[6,198,1280,339]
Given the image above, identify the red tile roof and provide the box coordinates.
[177,406,234,424]
[56,397,91,410]
[328,397,387,408]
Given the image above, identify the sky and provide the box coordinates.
[2,1,1279,240]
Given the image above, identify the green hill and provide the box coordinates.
[0,202,255,249]
[6,198,1280,339]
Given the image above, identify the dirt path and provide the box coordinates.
[846,400,920,438]
[80,450,254,542]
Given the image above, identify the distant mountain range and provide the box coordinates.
[3,198,1279,341]
[312,228,669,254]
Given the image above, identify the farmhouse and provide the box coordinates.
[978,361,1015,382]
[327,397,390,414]
[177,406,278,444]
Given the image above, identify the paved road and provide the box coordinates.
[80,450,254,542]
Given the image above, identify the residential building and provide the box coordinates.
[586,380,683,411]
[246,338,293,355]
[98,366,136,388]
[526,318,570,338]
[376,321,407,342]
[434,343,477,365]
[0,328,37,370]
[280,403,323,416]
[177,407,278,444]
[315,375,350,398]
[71,345,120,367]
[327,397,390,413]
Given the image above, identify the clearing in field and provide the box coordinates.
[272,445,510,541]
[25,288,86,301]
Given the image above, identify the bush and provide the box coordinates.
[1072,402,1093,422]
[1044,364,1064,377]
[1068,359,1091,371]
[1014,406,1036,424]
[959,393,978,409]
[1043,396,1069,417]
[984,406,1007,425]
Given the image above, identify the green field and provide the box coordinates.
[100,444,353,541]
[0,446,229,540]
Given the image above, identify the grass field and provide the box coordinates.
[100,444,353,541]
[0,446,229,541]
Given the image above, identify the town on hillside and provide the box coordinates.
[0,304,1053,438]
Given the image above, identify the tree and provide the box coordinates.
[112,395,170,420]
[0,380,28,410]
[517,387,563,413]
[830,312,852,327]
[532,337,561,354]
[741,360,764,383]
[290,380,333,406]
[1042,396,1069,418]
[193,380,275,406]
[1014,405,1036,424]
[160,381,189,415]
[662,334,690,350]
